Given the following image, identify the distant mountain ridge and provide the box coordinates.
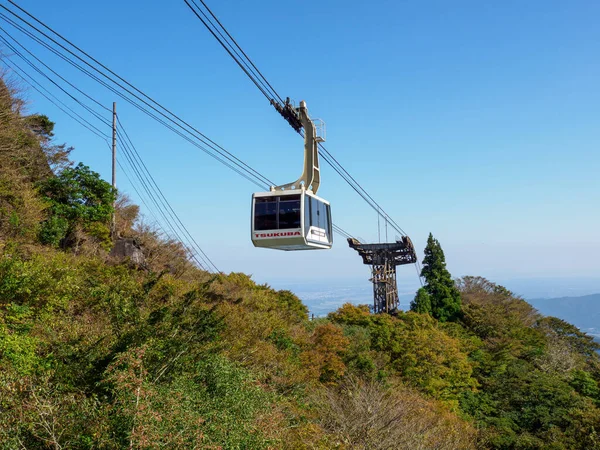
[528,293,600,338]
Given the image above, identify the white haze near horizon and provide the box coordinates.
[269,276,600,318]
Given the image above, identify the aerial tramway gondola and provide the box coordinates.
[251,101,333,250]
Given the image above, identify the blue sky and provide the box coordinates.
[5,0,600,295]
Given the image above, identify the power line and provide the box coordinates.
[0,53,109,140]
[0,24,109,113]
[114,129,211,271]
[116,118,219,272]
[107,142,195,266]
[1,1,274,190]
[0,35,217,272]
[114,130,201,267]
[0,54,188,266]
[2,51,207,268]
[0,9,270,191]
[0,29,110,130]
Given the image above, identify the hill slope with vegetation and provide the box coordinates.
[1,76,599,449]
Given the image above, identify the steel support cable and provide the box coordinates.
[192,0,285,105]
[185,0,270,101]
[320,144,406,236]
[332,224,353,240]
[181,4,359,242]
[116,118,219,272]
[182,3,418,278]
[115,129,212,272]
[182,1,410,240]
[318,143,407,236]
[297,135,403,241]
[2,2,275,189]
[334,227,353,240]
[296,126,409,240]
[318,150,383,219]
[184,0,278,104]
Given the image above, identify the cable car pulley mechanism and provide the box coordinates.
[251,101,333,250]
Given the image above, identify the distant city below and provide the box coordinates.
[270,276,600,340]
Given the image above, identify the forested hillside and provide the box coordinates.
[530,293,600,334]
[1,76,600,449]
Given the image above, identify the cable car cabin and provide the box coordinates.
[251,190,332,250]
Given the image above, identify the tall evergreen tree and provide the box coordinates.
[411,233,462,322]
[411,288,432,315]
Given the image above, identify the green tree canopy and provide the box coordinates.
[24,114,54,140]
[410,287,432,315]
[38,163,116,247]
[411,233,462,322]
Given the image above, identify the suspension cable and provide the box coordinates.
[183,0,409,239]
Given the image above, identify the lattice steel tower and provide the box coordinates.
[348,237,417,314]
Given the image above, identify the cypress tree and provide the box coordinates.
[410,287,432,314]
[411,233,462,322]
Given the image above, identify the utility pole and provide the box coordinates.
[111,102,117,238]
